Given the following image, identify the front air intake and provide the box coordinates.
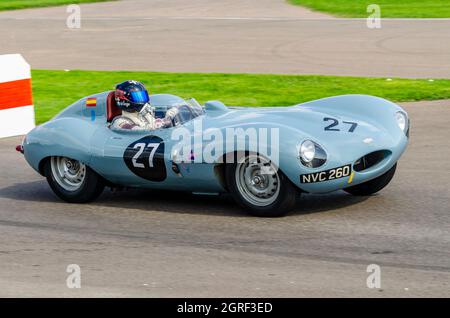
[353,150,391,172]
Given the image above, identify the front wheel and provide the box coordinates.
[344,163,397,196]
[44,156,105,203]
[225,154,298,217]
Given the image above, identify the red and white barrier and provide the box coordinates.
[0,54,35,138]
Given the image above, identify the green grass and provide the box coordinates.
[289,0,450,18]
[0,0,114,11]
[31,70,450,124]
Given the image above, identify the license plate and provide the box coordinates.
[300,164,352,184]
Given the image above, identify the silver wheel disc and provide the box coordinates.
[235,155,280,207]
[50,157,86,192]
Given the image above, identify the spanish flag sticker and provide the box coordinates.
[86,97,97,107]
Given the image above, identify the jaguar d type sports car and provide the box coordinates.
[18,91,409,217]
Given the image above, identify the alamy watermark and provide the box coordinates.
[367,4,382,29]
[366,264,381,289]
[66,264,81,289]
[66,4,81,29]
[170,118,280,168]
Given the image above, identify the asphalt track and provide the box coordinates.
[0,100,449,297]
[1,0,450,78]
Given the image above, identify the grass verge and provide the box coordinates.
[0,0,114,11]
[289,0,450,18]
[32,70,450,124]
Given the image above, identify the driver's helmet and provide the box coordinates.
[114,80,150,112]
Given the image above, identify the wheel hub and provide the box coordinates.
[235,155,280,207]
[251,175,264,186]
[51,157,86,192]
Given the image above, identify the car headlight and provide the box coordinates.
[300,140,315,163]
[299,140,327,168]
[395,111,408,134]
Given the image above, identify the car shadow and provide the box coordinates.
[0,180,369,217]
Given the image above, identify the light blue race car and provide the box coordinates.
[18,91,409,217]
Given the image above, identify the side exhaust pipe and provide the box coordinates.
[16,145,24,154]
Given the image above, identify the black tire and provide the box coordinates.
[344,163,397,196]
[225,156,298,217]
[44,158,105,203]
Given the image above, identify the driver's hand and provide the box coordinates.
[140,103,154,116]
[154,118,164,129]
[166,107,179,119]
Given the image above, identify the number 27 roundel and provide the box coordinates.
[123,136,167,182]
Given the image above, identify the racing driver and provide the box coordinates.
[111,80,178,130]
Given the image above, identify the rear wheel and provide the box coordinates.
[44,156,105,203]
[344,163,397,196]
[225,154,298,217]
